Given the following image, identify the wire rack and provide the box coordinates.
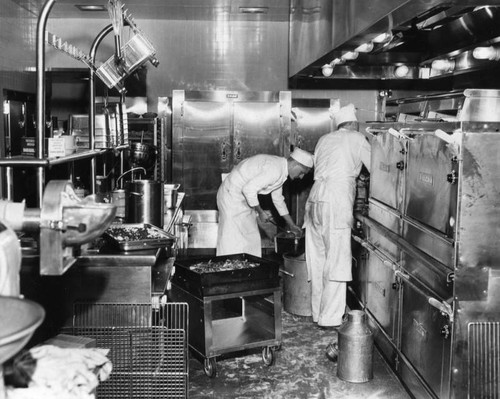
[68,302,188,399]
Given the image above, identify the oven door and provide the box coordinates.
[404,132,458,238]
[369,131,407,212]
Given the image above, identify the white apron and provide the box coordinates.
[304,128,371,326]
[216,155,289,258]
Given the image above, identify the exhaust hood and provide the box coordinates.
[289,0,500,89]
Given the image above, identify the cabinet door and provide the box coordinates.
[400,279,451,399]
[370,132,406,211]
[172,96,232,209]
[405,133,457,237]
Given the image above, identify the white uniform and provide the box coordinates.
[304,128,371,326]
[217,154,289,257]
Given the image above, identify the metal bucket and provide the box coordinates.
[125,180,163,227]
[282,253,312,317]
[337,310,374,383]
[111,189,126,219]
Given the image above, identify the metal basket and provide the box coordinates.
[69,302,188,399]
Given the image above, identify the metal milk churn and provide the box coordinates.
[337,310,374,383]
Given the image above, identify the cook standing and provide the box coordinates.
[217,148,314,258]
[304,103,371,328]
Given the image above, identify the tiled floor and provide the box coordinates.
[188,310,411,399]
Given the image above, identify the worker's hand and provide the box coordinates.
[257,209,272,224]
[288,224,303,237]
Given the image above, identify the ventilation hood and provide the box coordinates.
[289,0,500,89]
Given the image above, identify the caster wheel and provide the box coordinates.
[262,346,275,366]
[203,357,217,378]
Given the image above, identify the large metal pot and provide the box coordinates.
[274,232,305,255]
[125,180,163,227]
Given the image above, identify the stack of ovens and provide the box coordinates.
[351,89,500,399]
[169,253,282,378]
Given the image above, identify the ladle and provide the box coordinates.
[114,167,146,190]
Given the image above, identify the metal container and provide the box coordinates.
[164,183,180,209]
[274,232,304,255]
[125,180,163,228]
[128,142,157,170]
[337,310,374,383]
[282,253,311,316]
[111,189,127,219]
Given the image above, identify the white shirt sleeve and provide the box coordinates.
[241,172,277,208]
[270,187,288,216]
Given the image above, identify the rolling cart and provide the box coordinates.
[169,253,282,377]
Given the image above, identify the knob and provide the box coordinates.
[440,325,450,339]
[447,171,458,184]
[396,161,405,170]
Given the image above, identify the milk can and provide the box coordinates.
[337,310,374,383]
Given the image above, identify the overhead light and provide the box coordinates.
[239,7,268,14]
[321,58,345,77]
[373,32,393,44]
[472,46,500,61]
[322,64,334,77]
[431,59,455,72]
[342,51,359,60]
[75,4,107,11]
[355,42,374,53]
[394,65,410,78]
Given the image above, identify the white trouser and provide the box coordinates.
[305,201,352,326]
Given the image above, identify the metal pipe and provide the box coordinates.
[89,24,114,195]
[36,0,57,207]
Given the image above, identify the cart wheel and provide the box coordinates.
[203,357,217,378]
[262,346,275,366]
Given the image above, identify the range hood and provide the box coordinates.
[289,0,500,89]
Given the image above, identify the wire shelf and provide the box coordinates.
[69,302,188,399]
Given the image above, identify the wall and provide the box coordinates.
[46,18,289,112]
[0,0,38,149]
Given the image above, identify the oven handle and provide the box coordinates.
[352,235,399,272]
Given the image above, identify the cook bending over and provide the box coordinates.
[216,148,314,258]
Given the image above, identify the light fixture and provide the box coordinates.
[321,58,344,77]
[75,4,107,11]
[355,42,374,53]
[373,32,393,44]
[431,59,455,72]
[342,51,359,60]
[472,46,500,61]
[322,64,334,77]
[394,65,410,78]
[239,7,268,14]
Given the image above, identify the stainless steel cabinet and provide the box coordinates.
[352,90,500,399]
[172,90,291,210]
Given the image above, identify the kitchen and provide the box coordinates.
[1,0,500,398]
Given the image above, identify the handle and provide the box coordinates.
[115,167,146,189]
[279,269,295,278]
[128,191,143,197]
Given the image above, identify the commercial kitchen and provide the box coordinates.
[1,0,500,398]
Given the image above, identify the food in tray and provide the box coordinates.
[105,225,166,241]
[189,258,260,273]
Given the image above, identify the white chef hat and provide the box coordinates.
[290,148,314,168]
[333,103,357,126]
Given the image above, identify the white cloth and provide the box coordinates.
[332,103,357,126]
[216,154,289,257]
[304,127,371,326]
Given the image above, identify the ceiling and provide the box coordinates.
[12,0,290,21]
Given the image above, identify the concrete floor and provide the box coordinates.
[188,310,411,399]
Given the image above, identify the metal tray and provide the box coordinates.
[172,253,280,297]
[102,223,176,251]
